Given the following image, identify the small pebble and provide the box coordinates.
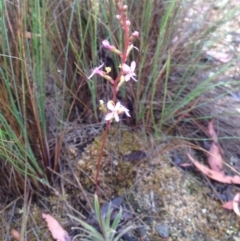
[155,223,170,238]
[136,226,149,236]
[202,208,207,214]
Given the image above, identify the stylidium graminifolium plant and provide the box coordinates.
[88,1,140,191]
[88,1,139,123]
[76,1,139,239]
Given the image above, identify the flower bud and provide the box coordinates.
[102,39,122,57]
[117,75,125,90]
[102,74,114,84]
[102,40,115,51]
[105,66,111,74]
[132,31,139,38]
[99,100,107,114]
[126,20,131,26]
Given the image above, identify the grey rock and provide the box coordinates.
[155,223,170,238]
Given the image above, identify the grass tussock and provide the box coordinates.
[0,0,105,196]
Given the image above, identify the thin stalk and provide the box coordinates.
[95,121,110,195]
[94,0,131,195]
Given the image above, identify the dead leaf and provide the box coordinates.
[224,193,240,215]
[233,193,240,216]
[207,143,224,174]
[208,120,218,144]
[42,213,71,241]
[10,229,26,241]
[208,120,224,155]
[206,50,233,63]
[187,153,240,184]
[222,201,233,210]
[179,163,193,167]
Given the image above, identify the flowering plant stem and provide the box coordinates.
[89,0,139,195]
[95,121,110,195]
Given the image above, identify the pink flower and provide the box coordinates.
[122,61,137,82]
[88,63,105,79]
[102,40,115,51]
[105,101,130,122]
[102,40,122,56]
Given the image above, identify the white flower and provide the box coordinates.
[122,61,137,82]
[105,101,130,122]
